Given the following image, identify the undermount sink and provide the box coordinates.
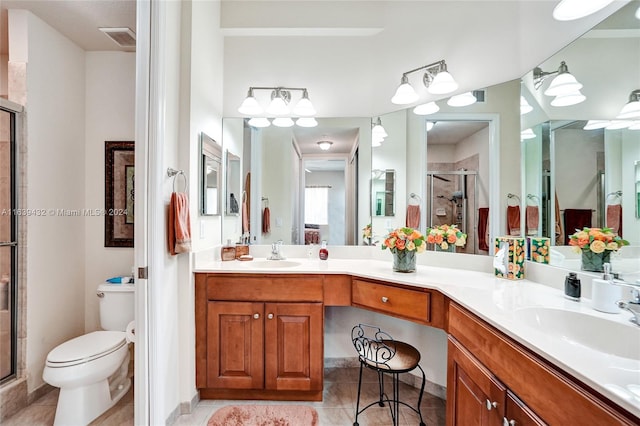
[246,260,302,269]
[515,307,640,360]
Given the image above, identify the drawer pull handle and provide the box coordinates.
[253,313,260,319]
[381,296,389,303]
[267,313,274,319]
[502,419,516,426]
[486,400,498,410]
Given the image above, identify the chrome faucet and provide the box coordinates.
[268,240,286,260]
[610,277,640,326]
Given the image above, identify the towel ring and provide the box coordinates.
[526,194,540,206]
[507,193,520,206]
[167,168,188,193]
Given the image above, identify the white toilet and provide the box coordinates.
[43,283,135,426]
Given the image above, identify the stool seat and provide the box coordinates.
[361,340,420,372]
[351,324,427,426]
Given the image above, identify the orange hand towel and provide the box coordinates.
[507,205,521,236]
[606,204,622,237]
[262,206,271,234]
[168,192,191,255]
[242,199,249,234]
[406,204,421,228]
[526,205,539,235]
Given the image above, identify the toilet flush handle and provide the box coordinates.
[97,291,105,298]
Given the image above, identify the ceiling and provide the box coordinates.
[1,0,633,155]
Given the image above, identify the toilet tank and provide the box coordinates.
[97,283,135,331]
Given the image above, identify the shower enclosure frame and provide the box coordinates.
[426,170,478,254]
[0,98,23,385]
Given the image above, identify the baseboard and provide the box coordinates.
[0,377,28,422]
[325,357,447,400]
[27,382,55,405]
[180,391,200,415]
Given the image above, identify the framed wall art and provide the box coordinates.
[105,141,135,247]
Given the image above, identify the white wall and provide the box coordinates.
[9,10,87,393]
[84,52,136,332]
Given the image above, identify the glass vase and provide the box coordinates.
[581,249,611,272]
[392,250,416,273]
[435,244,456,253]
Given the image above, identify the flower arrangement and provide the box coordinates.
[568,227,628,272]
[382,227,426,253]
[362,224,372,241]
[426,224,467,251]
[568,227,628,253]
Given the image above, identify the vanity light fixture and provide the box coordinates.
[372,117,388,146]
[521,128,536,140]
[238,86,317,119]
[413,101,440,116]
[520,96,533,115]
[447,92,477,107]
[617,89,640,119]
[391,60,458,105]
[426,121,435,132]
[533,61,586,106]
[317,140,333,151]
[552,0,615,21]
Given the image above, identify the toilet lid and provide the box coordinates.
[47,331,126,366]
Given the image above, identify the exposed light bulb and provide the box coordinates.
[317,140,333,151]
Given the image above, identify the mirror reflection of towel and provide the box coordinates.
[406,205,420,228]
[563,209,592,245]
[526,205,539,235]
[606,204,622,237]
[507,205,521,236]
[262,207,271,234]
[478,207,489,251]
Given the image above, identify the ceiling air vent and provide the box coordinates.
[99,27,136,48]
[472,90,486,103]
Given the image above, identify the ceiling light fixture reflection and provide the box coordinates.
[247,117,271,128]
[521,128,536,140]
[617,89,640,119]
[628,121,640,130]
[296,117,318,128]
[606,120,632,130]
[552,0,615,21]
[317,140,333,151]
[447,92,477,107]
[413,101,439,115]
[520,96,533,115]
[426,121,435,131]
[372,117,388,139]
[583,120,610,130]
[272,117,294,128]
[534,61,586,106]
[391,59,458,105]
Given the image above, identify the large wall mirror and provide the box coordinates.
[201,132,222,216]
[521,0,640,280]
[221,117,371,246]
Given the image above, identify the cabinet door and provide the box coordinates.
[264,302,323,392]
[447,337,506,426]
[503,391,546,426]
[207,301,264,389]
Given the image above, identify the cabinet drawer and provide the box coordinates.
[207,274,323,302]
[352,279,430,323]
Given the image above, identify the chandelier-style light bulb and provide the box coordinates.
[238,89,263,115]
[447,92,477,107]
[372,117,388,139]
[247,117,271,128]
[553,0,615,21]
[293,90,316,116]
[272,117,294,127]
[296,117,318,128]
[266,89,290,115]
[544,62,583,97]
[550,90,586,107]
[428,70,458,95]
[391,75,419,105]
[520,96,533,115]
[583,120,610,130]
[617,90,640,119]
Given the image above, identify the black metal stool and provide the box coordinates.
[351,324,427,426]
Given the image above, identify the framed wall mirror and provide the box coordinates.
[201,132,222,216]
[225,150,241,216]
[372,169,395,217]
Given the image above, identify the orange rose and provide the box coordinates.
[395,239,406,250]
[447,234,457,244]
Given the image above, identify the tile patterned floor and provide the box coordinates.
[2,367,446,425]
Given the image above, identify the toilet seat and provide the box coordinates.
[46,331,127,368]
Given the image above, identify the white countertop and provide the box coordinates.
[194,253,640,419]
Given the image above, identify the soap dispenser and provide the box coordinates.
[564,272,581,301]
[319,240,329,260]
[591,263,621,314]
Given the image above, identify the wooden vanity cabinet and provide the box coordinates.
[447,302,638,426]
[196,274,324,401]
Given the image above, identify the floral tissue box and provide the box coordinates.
[494,236,525,280]
[527,237,550,264]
